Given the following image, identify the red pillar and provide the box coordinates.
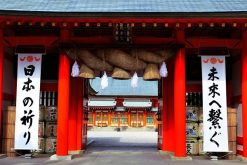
[68,78,77,152]
[118,113,120,128]
[167,58,175,152]
[242,31,247,157]
[108,111,111,126]
[77,78,83,150]
[0,29,3,151]
[56,52,70,156]
[174,29,186,157]
[162,77,169,151]
[143,110,147,127]
[93,112,96,126]
[128,112,131,127]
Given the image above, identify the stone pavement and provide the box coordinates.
[87,131,158,147]
[0,131,246,165]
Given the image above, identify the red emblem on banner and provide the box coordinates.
[34,57,41,61]
[19,55,41,62]
[26,56,34,62]
[203,59,209,63]
[20,57,26,61]
[218,59,224,63]
[203,57,224,64]
[210,57,217,64]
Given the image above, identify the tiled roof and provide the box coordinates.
[0,0,246,13]
[90,77,158,96]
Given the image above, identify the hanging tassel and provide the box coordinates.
[131,72,138,88]
[101,71,108,89]
[71,60,80,77]
[159,62,168,77]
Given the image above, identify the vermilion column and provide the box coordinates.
[118,113,120,129]
[128,112,131,126]
[56,52,70,156]
[162,77,169,151]
[153,113,157,130]
[167,58,175,152]
[174,29,186,157]
[0,29,3,150]
[108,111,111,126]
[68,78,77,152]
[100,111,103,127]
[143,111,147,127]
[242,31,247,157]
[76,78,83,150]
[93,112,96,126]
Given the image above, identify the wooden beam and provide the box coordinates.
[185,38,242,49]
[3,35,242,49]
[4,36,58,47]
[132,37,174,44]
[1,16,247,24]
[71,36,113,44]
[40,82,58,91]
[72,36,175,45]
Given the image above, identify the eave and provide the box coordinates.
[1,10,247,19]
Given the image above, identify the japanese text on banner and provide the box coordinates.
[15,54,42,150]
[201,56,228,152]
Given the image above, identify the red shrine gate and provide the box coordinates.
[0,15,246,160]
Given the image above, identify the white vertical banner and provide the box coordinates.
[15,54,42,150]
[201,56,228,152]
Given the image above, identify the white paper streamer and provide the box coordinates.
[131,72,138,88]
[71,61,80,77]
[159,62,168,77]
[101,71,108,89]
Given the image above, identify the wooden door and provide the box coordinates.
[102,112,108,127]
[146,112,155,127]
[87,112,93,127]
[120,112,128,126]
[111,112,119,127]
[96,111,108,127]
[131,111,144,127]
